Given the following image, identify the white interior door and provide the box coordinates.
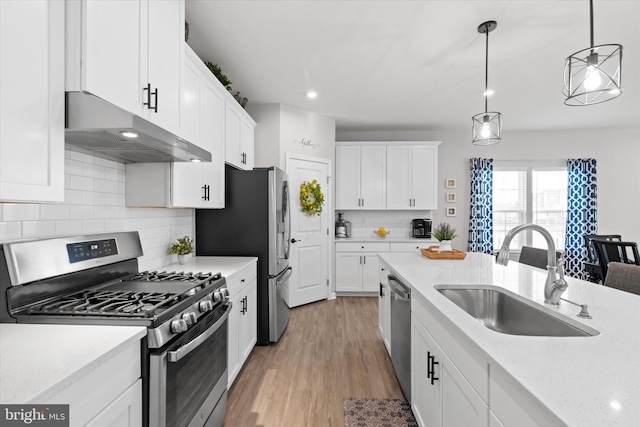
[286,154,330,307]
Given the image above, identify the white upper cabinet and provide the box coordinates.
[387,143,439,210]
[335,144,386,210]
[225,102,255,170]
[66,0,184,135]
[126,44,225,209]
[0,0,64,203]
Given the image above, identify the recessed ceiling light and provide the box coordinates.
[120,131,139,138]
[307,91,318,99]
[483,89,495,96]
[190,158,202,163]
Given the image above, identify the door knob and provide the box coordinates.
[291,238,301,243]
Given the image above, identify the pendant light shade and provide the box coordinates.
[563,0,622,106]
[472,21,502,146]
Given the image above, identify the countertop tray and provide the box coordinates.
[420,246,467,260]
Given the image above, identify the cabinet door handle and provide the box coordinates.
[427,351,439,385]
[363,255,366,265]
[362,198,364,207]
[380,283,384,297]
[143,83,152,109]
[152,87,158,112]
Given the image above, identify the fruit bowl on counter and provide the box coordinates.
[374,227,390,238]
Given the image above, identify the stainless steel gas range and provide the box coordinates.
[0,232,229,427]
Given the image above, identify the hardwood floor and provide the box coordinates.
[225,297,404,427]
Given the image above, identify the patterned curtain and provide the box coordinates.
[564,159,598,278]
[468,158,493,253]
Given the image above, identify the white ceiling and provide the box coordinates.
[185,0,640,133]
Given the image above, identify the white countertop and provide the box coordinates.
[0,324,146,404]
[159,256,257,278]
[336,236,438,244]
[379,251,640,426]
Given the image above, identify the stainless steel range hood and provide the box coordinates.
[65,92,211,163]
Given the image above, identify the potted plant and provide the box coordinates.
[433,222,457,253]
[169,236,194,264]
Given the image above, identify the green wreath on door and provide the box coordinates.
[299,180,324,216]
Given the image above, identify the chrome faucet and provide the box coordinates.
[495,223,568,305]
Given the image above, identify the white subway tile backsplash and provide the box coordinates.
[104,218,125,231]
[0,149,195,270]
[94,206,115,219]
[23,221,56,239]
[0,222,22,241]
[41,204,71,221]
[2,204,40,221]
[69,175,94,191]
[94,157,117,169]
[70,205,94,220]
[83,163,106,179]
[64,189,85,205]
[94,179,116,194]
[82,219,105,234]
[67,150,95,164]
[65,159,84,176]
[84,192,105,206]
[55,220,83,236]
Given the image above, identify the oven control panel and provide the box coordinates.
[66,239,118,263]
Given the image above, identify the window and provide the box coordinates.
[493,161,567,252]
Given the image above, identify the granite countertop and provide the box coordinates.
[0,324,146,404]
[379,251,640,426]
[159,256,257,278]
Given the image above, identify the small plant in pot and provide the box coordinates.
[169,236,194,264]
[433,222,457,253]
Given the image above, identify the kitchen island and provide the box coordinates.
[379,251,640,426]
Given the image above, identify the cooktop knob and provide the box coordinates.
[220,288,229,298]
[213,291,223,302]
[199,300,213,312]
[182,312,197,326]
[171,319,188,334]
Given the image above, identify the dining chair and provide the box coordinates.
[518,246,563,270]
[582,235,623,282]
[583,234,622,262]
[590,240,640,284]
[603,262,640,296]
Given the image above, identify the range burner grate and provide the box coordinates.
[28,289,180,318]
[125,270,220,283]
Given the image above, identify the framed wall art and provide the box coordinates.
[445,178,456,189]
[446,207,457,217]
[446,193,456,203]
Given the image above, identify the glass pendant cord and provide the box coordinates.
[483,22,489,115]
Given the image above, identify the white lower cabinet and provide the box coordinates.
[411,312,488,427]
[378,260,391,353]
[44,340,142,427]
[227,261,258,387]
[335,242,387,293]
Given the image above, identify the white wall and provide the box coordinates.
[337,128,640,250]
[0,150,194,271]
[248,103,336,169]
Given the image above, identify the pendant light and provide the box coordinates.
[563,0,622,106]
[472,21,502,146]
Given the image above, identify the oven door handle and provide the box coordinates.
[168,302,231,363]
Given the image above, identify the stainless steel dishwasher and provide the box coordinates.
[389,275,411,403]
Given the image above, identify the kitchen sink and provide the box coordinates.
[435,285,599,337]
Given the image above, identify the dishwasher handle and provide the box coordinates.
[388,276,411,300]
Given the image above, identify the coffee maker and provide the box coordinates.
[411,218,432,238]
[335,213,351,238]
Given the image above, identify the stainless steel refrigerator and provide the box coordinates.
[196,166,291,345]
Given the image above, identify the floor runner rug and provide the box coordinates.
[344,397,418,427]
